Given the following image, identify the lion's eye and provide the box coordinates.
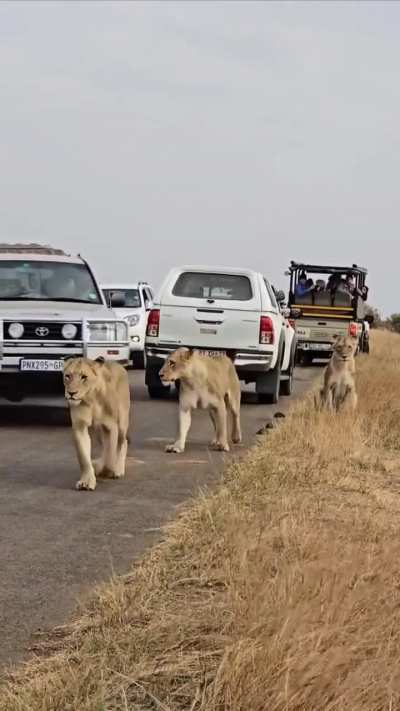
[81,375,87,382]
[65,374,70,381]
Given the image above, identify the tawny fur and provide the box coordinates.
[159,348,242,454]
[63,357,130,491]
[315,336,358,413]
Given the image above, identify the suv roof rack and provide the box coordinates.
[0,243,68,256]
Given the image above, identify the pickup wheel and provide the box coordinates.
[256,360,281,405]
[147,385,171,399]
[280,351,294,396]
[300,352,313,366]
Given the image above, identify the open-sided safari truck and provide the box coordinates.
[287,262,370,364]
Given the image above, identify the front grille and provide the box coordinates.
[4,321,82,341]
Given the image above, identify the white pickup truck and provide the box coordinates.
[145,265,296,404]
[0,244,129,402]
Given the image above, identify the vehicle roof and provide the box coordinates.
[0,243,83,264]
[289,261,368,275]
[172,265,263,277]
[0,253,84,264]
[101,283,144,289]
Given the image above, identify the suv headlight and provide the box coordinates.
[87,321,128,342]
[125,314,140,327]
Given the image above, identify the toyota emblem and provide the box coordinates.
[36,326,50,337]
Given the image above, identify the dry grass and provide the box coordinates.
[2,330,400,710]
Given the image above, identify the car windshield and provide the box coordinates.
[172,272,253,301]
[0,261,101,303]
[102,289,141,308]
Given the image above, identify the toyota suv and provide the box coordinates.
[145,265,296,404]
[0,243,129,402]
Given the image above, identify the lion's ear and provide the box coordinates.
[63,356,77,370]
[184,348,194,360]
[95,356,105,364]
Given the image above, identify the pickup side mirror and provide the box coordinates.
[110,291,126,308]
[274,289,286,304]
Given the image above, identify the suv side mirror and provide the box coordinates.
[110,291,126,308]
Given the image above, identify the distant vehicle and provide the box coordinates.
[0,243,129,402]
[287,261,370,364]
[101,282,154,368]
[145,265,296,404]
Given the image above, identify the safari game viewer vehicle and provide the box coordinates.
[145,265,296,404]
[0,244,129,402]
[287,261,370,364]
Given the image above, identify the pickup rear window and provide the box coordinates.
[172,272,253,301]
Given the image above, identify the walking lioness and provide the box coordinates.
[63,357,130,491]
[317,335,358,412]
[159,348,242,453]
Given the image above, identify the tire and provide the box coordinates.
[300,352,313,366]
[280,352,294,396]
[256,360,281,405]
[132,351,145,369]
[147,385,171,399]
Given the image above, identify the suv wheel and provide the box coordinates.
[132,351,145,369]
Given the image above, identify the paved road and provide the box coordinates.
[0,367,317,668]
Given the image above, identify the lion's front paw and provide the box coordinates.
[211,441,230,452]
[165,444,184,454]
[76,477,96,491]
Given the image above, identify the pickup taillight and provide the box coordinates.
[349,322,358,338]
[260,315,274,345]
[146,309,160,337]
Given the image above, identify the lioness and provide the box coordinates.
[159,348,241,453]
[63,357,130,491]
[316,335,358,412]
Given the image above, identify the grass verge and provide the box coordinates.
[2,330,400,710]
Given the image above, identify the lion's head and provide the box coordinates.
[63,357,104,406]
[159,348,193,384]
[333,335,357,361]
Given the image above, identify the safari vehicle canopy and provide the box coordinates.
[286,262,369,363]
[288,262,368,320]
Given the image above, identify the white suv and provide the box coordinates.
[0,244,129,402]
[145,266,296,404]
[101,282,154,368]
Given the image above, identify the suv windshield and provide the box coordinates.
[0,261,101,303]
[102,289,142,308]
[172,272,253,301]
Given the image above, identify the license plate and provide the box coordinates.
[196,349,226,358]
[310,343,332,350]
[20,359,64,372]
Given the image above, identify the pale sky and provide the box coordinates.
[1,1,398,314]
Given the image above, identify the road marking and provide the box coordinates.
[169,459,208,464]
[146,437,171,442]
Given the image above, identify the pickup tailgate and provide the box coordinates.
[295,317,350,343]
[158,271,262,350]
